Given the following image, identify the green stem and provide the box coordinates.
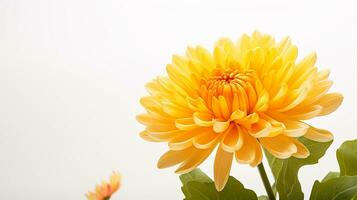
[258,162,276,200]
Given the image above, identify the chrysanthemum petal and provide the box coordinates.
[260,134,297,159]
[253,90,269,112]
[235,131,255,164]
[166,64,198,97]
[162,102,192,118]
[146,122,177,131]
[316,93,343,116]
[246,83,258,111]
[278,86,309,112]
[212,119,230,133]
[289,52,317,85]
[146,129,182,141]
[139,131,165,142]
[219,96,231,119]
[276,36,291,54]
[260,114,285,137]
[158,147,195,169]
[300,79,332,106]
[250,139,263,167]
[193,130,220,149]
[250,119,271,137]
[175,146,216,174]
[140,96,171,117]
[281,105,322,120]
[214,38,234,68]
[168,128,205,150]
[283,120,309,137]
[193,112,213,127]
[187,97,211,113]
[221,125,244,152]
[230,110,246,120]
[292,139,310,158]
[284,45,298,62]
[212,96,223,119]
[214,146,234,191]
[269,83,288,108]
[136,113,171,126]
[304,127,333,142]
[237,113,259,128]
[175,118,198,130]
[233,83,249,111]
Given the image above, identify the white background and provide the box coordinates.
[0,0,356,199]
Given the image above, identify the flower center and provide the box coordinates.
[205,69,256,98]
[195,67,269,132]
[195,68,268,133]
[199,68,259,113]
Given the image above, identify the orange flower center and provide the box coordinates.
[199,68,261,119]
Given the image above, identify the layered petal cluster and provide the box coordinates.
[137,31,343,190]
[86,172,121,200]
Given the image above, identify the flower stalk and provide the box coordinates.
[257,163,276,200]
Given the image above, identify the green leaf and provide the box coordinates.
[309,139,357,199]
[265,137,333,200]
[180,168,212,197]
[184,181,219,200]
[180,168,212,184]
[310,175,357,200]
[180,169,258,200]
[321,171,340,182]
[219,177,258,200]
[258,196,269,200]
[337,139,357,176]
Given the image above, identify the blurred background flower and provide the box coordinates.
[86,172,121,200]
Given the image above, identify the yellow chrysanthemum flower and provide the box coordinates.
[86,172,121,200]
[137,31,343,191]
